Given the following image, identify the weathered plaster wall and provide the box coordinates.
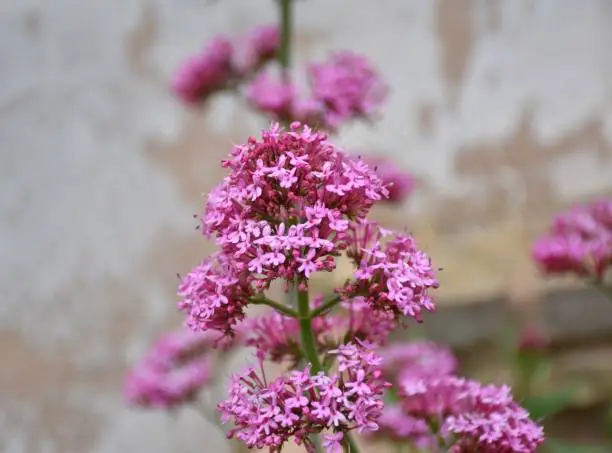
[1,0,612,451]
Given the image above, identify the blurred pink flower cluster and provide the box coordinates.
[246,51,387,131]
[367,341,544,453]
[171,27,386,132]
[532,198,612,281]
[124,330,219,410]
[171,25,279,104]
[401,376,544,453]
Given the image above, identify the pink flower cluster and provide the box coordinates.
[124,330,217,410]
[178,252,254,335]
[308,52,388,129]
[400,376,545,453]
[344,221,438,321]
[179,123,396,336]
[532,199,612,281]
[246,52,387,131]
[218,343,389,452]
[172,25,279,104]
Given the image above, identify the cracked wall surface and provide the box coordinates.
[1,0,612,452]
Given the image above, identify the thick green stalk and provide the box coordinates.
[297,289,361,453]
[297,289,323,373]
[277,0,293,83]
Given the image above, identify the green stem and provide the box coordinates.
[297,289,360,452]
[277,0,293,84]
[297,289,323,373]
[309,295,341,318]
[250,296,299,318]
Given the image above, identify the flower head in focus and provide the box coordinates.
[180,123,390,337]
[178,252,254,336]
[218,342,389,451]
[344,221,438,322]
[532,199,612,281]
[124,330,217,410]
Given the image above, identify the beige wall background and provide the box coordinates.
[1,0,612,452]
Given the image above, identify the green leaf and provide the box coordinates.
[522,388,577,420]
